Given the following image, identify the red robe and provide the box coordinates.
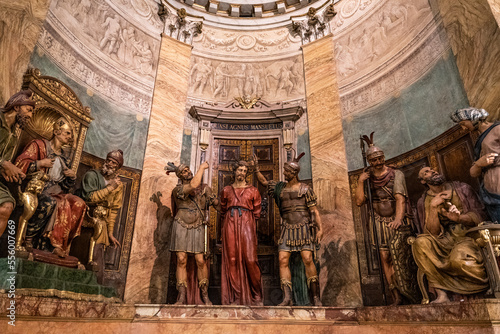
[15,139,86,253]
[220,185,263,305]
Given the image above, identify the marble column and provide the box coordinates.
[124,35,192,304]
[301,35,362,307]
[436,0,500,119]
[0,0,51,105]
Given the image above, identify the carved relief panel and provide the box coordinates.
[188,56,305,103]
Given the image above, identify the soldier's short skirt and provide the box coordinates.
[371,214,410,250]
[278,221,314,252]
[0,182,15,206]
[169,218,205,254]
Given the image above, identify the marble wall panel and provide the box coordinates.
[6,298,500,333]
[0,0,51,105]
[124,35,191,304]
[187,55,305,104]
[4,320,500,334]
[436,0,500,120]
[302,35,362,307]
[487,0,500,27]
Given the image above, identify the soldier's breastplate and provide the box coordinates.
[175,199,202,225]
[280,191,309,223]
[372,178,396,218]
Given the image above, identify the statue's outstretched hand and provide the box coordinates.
[430,191,451,208]
[388,219,402,230]
[250,154,259,170]
[38,158,55,168]
[108,176,122,190]
[440,203,460,222]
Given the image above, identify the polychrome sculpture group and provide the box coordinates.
[355,107,500,304]
[0,90,124,276]
[1,88,499,306]
[166,153,323,306]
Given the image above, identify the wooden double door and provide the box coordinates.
[208,138,282,304]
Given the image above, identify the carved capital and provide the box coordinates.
[291,2,335,45]
[159,1,203,45]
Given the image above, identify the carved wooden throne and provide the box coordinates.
[14,68,93,266]
[18,68,92,169]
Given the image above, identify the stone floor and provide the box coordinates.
[1,294,500,333]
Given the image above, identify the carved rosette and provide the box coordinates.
[159,1,203,45]
[291,2,337,45]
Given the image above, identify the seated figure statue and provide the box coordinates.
[15,117,86,258]
[79,150,124,282]
[412,167,489,303]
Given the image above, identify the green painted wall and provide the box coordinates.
[343,51,469,171]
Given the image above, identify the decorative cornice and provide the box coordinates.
[189,99,304,124]
[168,0,328,19]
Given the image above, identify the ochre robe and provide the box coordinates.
[413,181,489,294]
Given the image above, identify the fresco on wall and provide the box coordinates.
[51,0,159,79]
[333,0,432,83]
[194,26,302,56]
[35,0,162,117]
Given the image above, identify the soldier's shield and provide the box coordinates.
[389,223,421,304]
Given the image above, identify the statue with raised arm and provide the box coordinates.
[451,108,500,223]
[0,90,35,236]
[220,160,263,306]
[166,161,217,305]
[253,152,323,306]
